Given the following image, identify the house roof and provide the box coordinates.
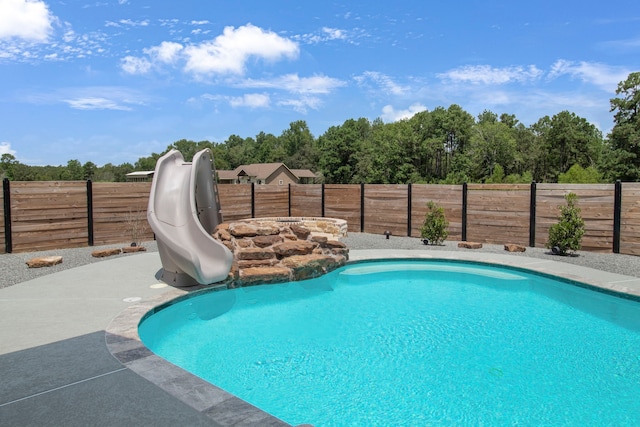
[216,170,238,180]
[233,163,289,180]
[290,169,317,179]
[217,163,316,182]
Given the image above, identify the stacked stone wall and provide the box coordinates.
[213,221,348,288]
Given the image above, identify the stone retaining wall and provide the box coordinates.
[213,220,349,288]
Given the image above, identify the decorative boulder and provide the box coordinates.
[504,243,526,252]
[122,246,147,253]
[91,248,122,258]
[26,256,63,268]
[458,242,483,249]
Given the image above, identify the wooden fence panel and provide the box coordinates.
[218,184,252,221]
[254,185,289,218]
[466,184,530,246]
[362,185,408,236]
[536,184,614,252]
[324,185,361,232]
[92,182,153,246]
[621,183,640,256]
[411,185,463,240]
[290,184,322,217]
[218,184,251,222]
[10,181,88,252]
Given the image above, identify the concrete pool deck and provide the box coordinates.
[2,247,640,426]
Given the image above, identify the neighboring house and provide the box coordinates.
[290,169,317,184]
[126,171,154,182]
[217,163,317,185]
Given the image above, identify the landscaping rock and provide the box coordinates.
[255,224,281,236]
[504,243,526,252]
[272,241,316,258]
[237,259,279,269]
[282,254,345,281]
[122,246,147,253]
[216,228,232,241]
[253,235,283,248]
[228,223,258,238]
[238,266,292,286]
[26,256,63,268]
[458,242,483,249]
[290,224,311,240]
[91,248,122,258]
[310,235,328,244]
[213,220,350,288]
[324,240,347,249]
[236,248,275,260]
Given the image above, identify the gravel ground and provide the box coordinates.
[2,233,640,289]
[0,241,159,289]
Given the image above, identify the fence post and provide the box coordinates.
[529,181,537,247]
[360,183,365,233]
[87,180,94,246]
[461,182,467,241]
[613,180,622,254]
[251,183,255,218]
[407,183,412,237]
[321,184,325,217]
[288,183,291,217]
[3,178,11,253]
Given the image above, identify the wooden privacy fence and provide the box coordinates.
[2,179,154,253]
[2,179,640,256]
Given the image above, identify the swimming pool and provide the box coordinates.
[139,260,640,426]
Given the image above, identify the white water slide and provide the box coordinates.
[147,148,233,286]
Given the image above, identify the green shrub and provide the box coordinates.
[421,201,449,245]
[546,192,585,256]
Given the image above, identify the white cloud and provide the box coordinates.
[354,71,408,95]
[278,96,322,113]
[322,27,346,40]
[183,24,299,75]
[144,41,183,64]
[381,103,427,122]
[298,27,348,44]
[197,91,321,113]
[239,73,346,94]
[105,18,149,28]
[121,55,152,74]
[0,0,54,42]
[229,93,270,108]
[0,142,17,156]
[23,86,149,111]
[438,65,543,85]
[548,60,630,91]
[191,20,210,25]
[122,24,299,77]
[63,97,133,111]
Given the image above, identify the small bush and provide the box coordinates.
[421,201,449,245]
[546,192,585,256]
[125,209,149,247]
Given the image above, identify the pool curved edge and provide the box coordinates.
[105,249,640,426]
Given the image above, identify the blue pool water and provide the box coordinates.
[139,260,640,426]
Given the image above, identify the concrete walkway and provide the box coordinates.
[0,253,220,426]
[1,249,640,426]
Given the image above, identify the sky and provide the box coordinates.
[1,0,639,167]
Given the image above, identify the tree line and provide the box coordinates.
[2,72,639,184]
